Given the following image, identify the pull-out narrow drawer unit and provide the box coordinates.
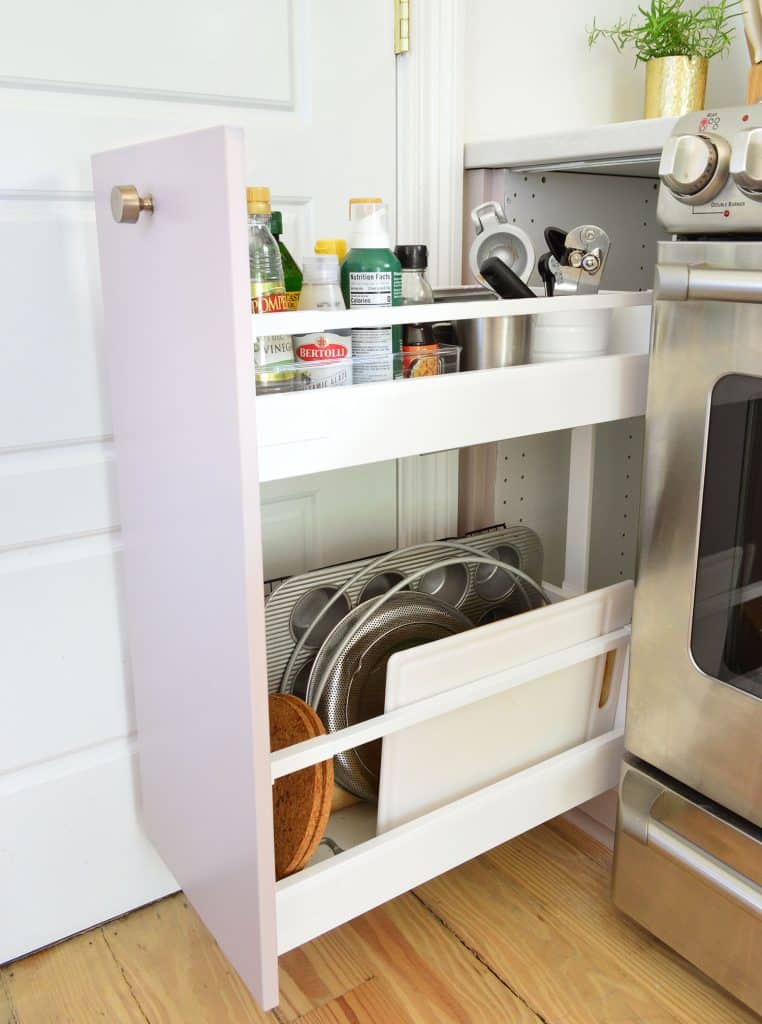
[92,126,653,1010]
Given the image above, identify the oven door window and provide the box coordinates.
[691,374,762,699]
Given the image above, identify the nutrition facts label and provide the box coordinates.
[352,327,394,383]
[349,272,392,307]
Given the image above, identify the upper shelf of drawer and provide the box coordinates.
[254,292,652,482]
[251,289,651,337]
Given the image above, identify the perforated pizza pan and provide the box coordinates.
[306,593,472,801]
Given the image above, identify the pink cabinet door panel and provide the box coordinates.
[92,126,277,1009]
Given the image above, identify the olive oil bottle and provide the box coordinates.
[248,186,294,393]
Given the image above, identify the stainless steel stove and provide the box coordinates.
[613,104,762,1016]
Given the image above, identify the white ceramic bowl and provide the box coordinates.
[528,308,612,363]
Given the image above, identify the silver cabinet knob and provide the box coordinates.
[731,128,762,197]
[660,134,718,196]
[111,185,154,224]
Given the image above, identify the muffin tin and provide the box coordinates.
[265,525,544,695]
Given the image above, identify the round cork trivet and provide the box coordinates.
[269,693,333,880]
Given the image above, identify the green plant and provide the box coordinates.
[587,0,742,63]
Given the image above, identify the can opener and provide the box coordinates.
[538,225,611,297]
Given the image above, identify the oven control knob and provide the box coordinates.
[660,134,719,197]
[731,128,762,197]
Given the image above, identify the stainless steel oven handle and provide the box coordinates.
[646,822,762,915]
[655,263,762,303]
[620,768,762,915]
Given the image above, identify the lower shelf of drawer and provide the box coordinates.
[275,726,623,954]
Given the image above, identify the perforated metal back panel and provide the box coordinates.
[493,420,645,592]
[465,168,666,293]
[465,166,655,589]
[588,417,646,590]
[495,432,570,587]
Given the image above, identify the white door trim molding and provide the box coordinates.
[396,449,459,547]
[396,0,464,545]
[396,0,464,287]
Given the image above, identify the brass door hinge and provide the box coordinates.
[395,0,410,54]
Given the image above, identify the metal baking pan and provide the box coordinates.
[264,525,544,695]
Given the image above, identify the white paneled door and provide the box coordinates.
[0,1,398,963]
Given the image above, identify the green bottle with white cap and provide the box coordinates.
[340,198,402,382]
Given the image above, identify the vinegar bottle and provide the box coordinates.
[293,255,352,389]
[248,186,294,394]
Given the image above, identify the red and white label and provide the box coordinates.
[293,329,353,388]
[294,330,351,362]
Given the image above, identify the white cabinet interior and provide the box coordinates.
[462,160,662,600]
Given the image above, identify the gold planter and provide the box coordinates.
[644,56,708,118]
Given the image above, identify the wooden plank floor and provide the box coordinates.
[1,821,755,1024]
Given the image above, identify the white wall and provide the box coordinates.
[464,0,750,141]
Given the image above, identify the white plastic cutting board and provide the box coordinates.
[377,582,633,833]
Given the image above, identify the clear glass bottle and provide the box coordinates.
[395,244,434,304]
[395,244,438,377]
[293,255,352,388]
[248,186,294,394]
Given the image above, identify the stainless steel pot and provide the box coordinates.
[433,286,528,369]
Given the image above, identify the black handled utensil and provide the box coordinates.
[537,253,556,297]
[479,256,535,299]
[544,226,568,263]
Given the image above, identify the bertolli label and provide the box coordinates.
[293,329,352,388]
[294,330,351,362]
